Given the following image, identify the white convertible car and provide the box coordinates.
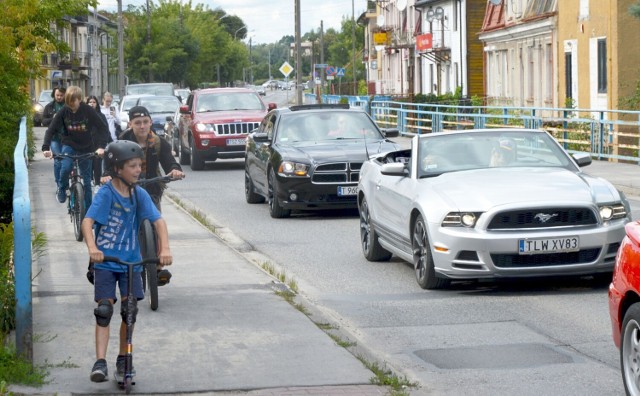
[357,129,631,289]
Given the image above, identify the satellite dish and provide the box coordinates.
[397,0,407,12]
[489,0,502,5]
[377,14,385,26]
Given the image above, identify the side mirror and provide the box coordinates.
[252,132,270,143]
[268,103,277,111]
[380,162,407,176]
[572,152,592,167]
[179,105,190,114]
[165,115,173,122]
[381,128,400,138]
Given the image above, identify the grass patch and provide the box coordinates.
[0,341,48,386]
[358,357,418,394]
[327,333,356,348]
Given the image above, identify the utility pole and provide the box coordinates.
[249,37,253,85]
[146,0,152,81]
[117,0,124,99]
[320,20,324,99]
[295,0,302,104]
[352,0,357,95]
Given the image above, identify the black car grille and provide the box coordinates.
[312,162,362,184]
[215,122,259,135]
[487,208,597,230]
[491,248,601,268]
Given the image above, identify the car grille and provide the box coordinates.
[215,122,259,135]
[491,248,601,268]
[487,208,597,230]
[312,162,362,184]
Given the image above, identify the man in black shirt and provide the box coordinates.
[42,86,110,207]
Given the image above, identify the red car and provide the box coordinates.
[177,88,276,170]
[609,220,640,395]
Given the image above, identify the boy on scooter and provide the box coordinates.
[81,140,173,383]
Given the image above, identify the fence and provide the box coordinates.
[304,93,640,164]
[13,117,33,360]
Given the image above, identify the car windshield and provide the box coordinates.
[121,97,141,112]
[417,131,574,178]
[138,96,181,113]
[39,91,52,103]
[195,92,264,112]
[276,111,383,143]
[126,84,173,96]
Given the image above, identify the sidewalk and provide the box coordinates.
[9,148,389,394]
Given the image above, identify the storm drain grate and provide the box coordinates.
[414,343,574,369]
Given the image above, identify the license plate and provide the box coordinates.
[227,138,246,146]
[337,186,358,196]
[518,236,580,255]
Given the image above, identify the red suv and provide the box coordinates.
[177,88,276,170]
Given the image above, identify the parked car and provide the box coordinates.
[164,106,181,155]
[609,220,640,395]
[357,128,631,289]
[135,95,182,137]
[119,94,153,130]
[125,82,174,96]
[177,88,277,170]
[175,88,190,104]
[33,89,52,126]
[244,104,400,218]
[254,85,266,96]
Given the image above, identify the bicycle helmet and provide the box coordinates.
[104,140,144,172]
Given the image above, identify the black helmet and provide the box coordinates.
[104,141,143,172]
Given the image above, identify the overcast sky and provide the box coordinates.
[97,0,367,44]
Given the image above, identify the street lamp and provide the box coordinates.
[234,25,247,40]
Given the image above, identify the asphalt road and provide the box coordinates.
[155,88,630,395]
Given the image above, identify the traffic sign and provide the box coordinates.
[336,68,345,77]
[326,66,337,76]
[315,63,327,68]
[279,61,293,77]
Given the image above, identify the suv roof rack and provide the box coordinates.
[289,104,349,111]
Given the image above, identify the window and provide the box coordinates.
[597,38,607,94]
[565,52,573,99]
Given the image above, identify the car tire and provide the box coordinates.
[245,168,265,204]
[268,169,291,218]
[172,135,179,157]
[178,135,190,165]
[412,214,449,289]
[359,197,391,261]
[189,136,205,171]
[621,302,640,395]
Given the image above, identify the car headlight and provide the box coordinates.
[33,103,43,112]
[195,123,216,133]
[278,161,309,177]
[442,212,481,228]
[599,204,627,221]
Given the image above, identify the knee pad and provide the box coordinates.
[94,300,113,327]
[121,299,138,325]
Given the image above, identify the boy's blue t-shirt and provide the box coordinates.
[85,182,161,272]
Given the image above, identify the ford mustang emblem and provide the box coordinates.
[534,213,558,223]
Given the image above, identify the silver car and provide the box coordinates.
[357,129,631,289]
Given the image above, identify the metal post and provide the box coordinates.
[117,0,125,99]
[295,0,302,105]
[352,0,357,95]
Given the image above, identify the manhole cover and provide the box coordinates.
[415,343,573,369]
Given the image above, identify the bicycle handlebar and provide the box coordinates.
[101,256,159,266]
[52,152,98,160]
[135,175,179,187]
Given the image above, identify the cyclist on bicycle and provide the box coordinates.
[42,86,110,207]
[102,105,184,286]
[81,140,173,383]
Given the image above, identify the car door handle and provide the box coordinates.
[376,179,381,189]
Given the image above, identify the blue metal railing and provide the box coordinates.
[13,117,32,361]
[303,94,640,164]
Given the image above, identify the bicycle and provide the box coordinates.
[102,255,159,394]
[53,152,97,242]
[135,175,178,311]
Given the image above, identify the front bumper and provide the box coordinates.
[195,135,246,160]
[428,219,628,280]
[275,175,357,210]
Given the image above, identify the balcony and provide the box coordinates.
[56,51,90,71]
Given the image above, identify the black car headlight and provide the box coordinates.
[442,212,482,228]
[278,161,309,177]
[599,203,627,221]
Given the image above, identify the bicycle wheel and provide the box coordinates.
[139,219,158,311]
[71,183,85,242]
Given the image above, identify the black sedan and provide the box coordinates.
[244,104,400,218]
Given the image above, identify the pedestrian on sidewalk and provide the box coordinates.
[81,140,173,383]
[86,95,110,187]
[42,86,110,208]
[41,86,66,194]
